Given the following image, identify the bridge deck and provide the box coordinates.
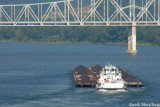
[0,0,159,26]
[73,65,144,87]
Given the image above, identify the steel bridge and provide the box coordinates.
[0,0,159,53]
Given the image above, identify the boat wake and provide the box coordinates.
[97,89,128,94]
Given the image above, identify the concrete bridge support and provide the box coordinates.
[127,26,137,54]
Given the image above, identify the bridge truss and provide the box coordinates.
[0,0,160,26]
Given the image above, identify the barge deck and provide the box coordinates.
[73,65,144,87]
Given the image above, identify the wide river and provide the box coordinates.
[0,42,159,107]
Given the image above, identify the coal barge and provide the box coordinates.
[73,65,144,87]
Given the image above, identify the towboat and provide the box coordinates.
[96,64,126,90]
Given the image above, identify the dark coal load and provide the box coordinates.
[75,65,92,75]
[91,65,102,75]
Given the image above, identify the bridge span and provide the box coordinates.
[0,0,160,54]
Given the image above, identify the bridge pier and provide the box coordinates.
[127,26,137,54]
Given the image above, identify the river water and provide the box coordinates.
[0,42,159,107]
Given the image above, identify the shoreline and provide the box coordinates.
[0,40,159,47]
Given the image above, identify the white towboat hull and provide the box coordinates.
[97,88,127,90]
[96,83,126,90]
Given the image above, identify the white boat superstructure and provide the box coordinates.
[96,64,126,90]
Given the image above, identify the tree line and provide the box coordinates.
[0,26,160,45]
